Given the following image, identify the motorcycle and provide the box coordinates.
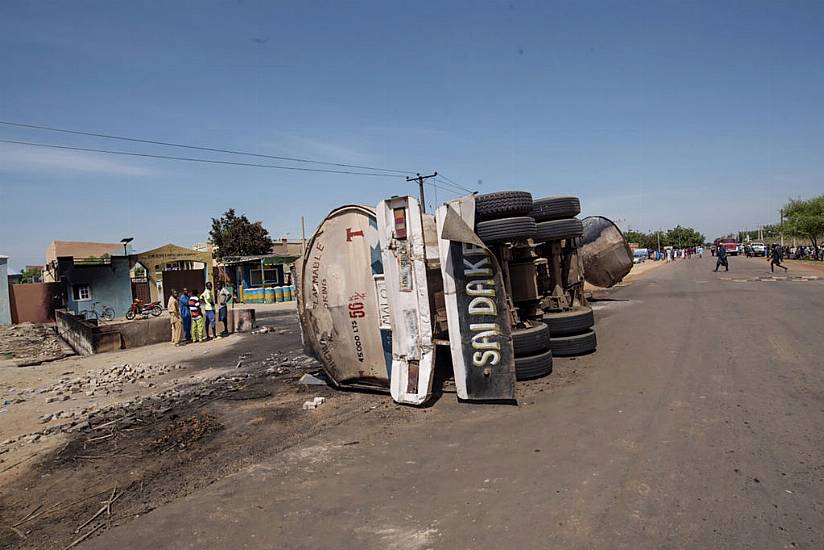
[126,298,163,320]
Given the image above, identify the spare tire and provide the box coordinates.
[580,216,633,288]
[535,218,583,242]
[532,196,581,221]
[474,191,533,221]
[515,349,553,380]
[550,329,597,356]
[476,216,536,243]
[512,323,550,357]
[544,307,594,336]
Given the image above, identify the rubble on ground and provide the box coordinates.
[0,323,67,365]
[1,350,327,454]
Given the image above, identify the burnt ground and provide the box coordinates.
[0,310,582,549]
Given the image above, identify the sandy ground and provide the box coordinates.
[76,255,824,550]
[0,293,591,549]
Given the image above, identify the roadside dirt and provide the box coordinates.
[0,324,68,367]
[0,310,585,549]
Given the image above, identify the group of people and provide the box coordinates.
[715,243,790,273]
[664,247,703,262]
[166,282,234,346]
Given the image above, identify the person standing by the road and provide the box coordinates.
[218,282,231,337]
[201,282,216,340]
[189,288,205,342]
[714,243,729,272]
[179,288,192,342]
[769,244,789,273]
[167,289,183,346]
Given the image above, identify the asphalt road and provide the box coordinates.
[83,256,824,549]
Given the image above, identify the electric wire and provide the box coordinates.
[437,172,473,193]
[0,138,405,178]
[0,120,415,175]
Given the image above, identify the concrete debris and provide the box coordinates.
[302,396,326,410]
[298,373,327,386]
[0,323,67,365]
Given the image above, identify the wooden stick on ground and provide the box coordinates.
[63,522,104,550]
[74,486,121,534]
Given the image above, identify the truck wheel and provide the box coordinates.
[543,307,594,337]
[532,196,580,221]
[535,218,583,242]
[549,329,597,356]
[515,349,553,380]
[512,323,550,356]
[476,216,536,243]
[474,191,533,221]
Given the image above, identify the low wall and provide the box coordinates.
[115,317,170,348]
[56,309,172,355]
[10,282,62,324]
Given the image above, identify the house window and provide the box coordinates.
[250,268,279,286]
[72,284,91,301]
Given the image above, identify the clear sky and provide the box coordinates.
[1,1,823,268]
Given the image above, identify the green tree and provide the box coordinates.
[782,196,824,259]
[20,267,41,283]
[623,230,647,247]
[665,225,705,248]
[209,209,273,259]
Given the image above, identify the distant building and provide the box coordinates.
[0,255,11,325]
[43,241,133,282]
[42,241,134,318]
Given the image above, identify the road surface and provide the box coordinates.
[83,256,824,549]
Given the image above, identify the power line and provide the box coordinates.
[437,172,473,193]
[0,138,405,178]
[434,177,470,195]
[0,120,415,175]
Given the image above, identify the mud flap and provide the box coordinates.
[295,205,392,389]
[436,196,516,401]
[376,197,435,405]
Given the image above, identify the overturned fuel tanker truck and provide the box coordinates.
[294,191,632,406]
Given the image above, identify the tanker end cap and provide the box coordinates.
[580,215,633,288]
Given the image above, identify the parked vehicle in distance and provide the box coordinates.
[633,248,648,264]
[80,301,115,322]
[125,298,163,320]
[750,243,766,256]
[713,238,738,256]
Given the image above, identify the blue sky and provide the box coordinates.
[1,0,823,267]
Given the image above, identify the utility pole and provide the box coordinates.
[406,172,438,213]
[779,208,784,247]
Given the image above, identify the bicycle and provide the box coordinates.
[79,301,116,322]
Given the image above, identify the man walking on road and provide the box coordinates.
[167,289,183,346]
[201,282,216,340]
[769,244,789,273]
[714,244,729,272]
[179,288,192,342]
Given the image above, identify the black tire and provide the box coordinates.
[101,308,116,322]
[535,218,583,242]
[125,309,136,320]
[474,191,533,221]
[515,349,553,380]
[532,196,581,221]
[543,307,594,337]
[476,216,536,243]
[151,305,163,317]
[512,323,550,357]
[550,329,597,356]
